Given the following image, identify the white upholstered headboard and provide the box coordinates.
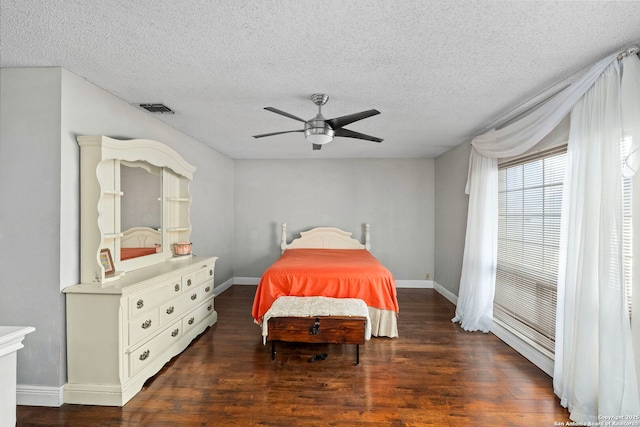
[121,227,162,248]
[280,223,371,253]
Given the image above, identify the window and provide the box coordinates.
[495,147,566,354]
[495,143,634,356]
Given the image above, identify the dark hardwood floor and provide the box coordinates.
[17,286,570,426]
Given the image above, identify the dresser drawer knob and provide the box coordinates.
[139,350,150,361]
[207,304,213,311]
[191,293,197,300]
[209,269,213,276]
[141,319,152,329]
[174,284,180,292]
[136,299,144,309]
[166,306,175,315]
[205,286,211,293]
[187,278,192,287]
[171,328,179,337]
[188,317,195,325]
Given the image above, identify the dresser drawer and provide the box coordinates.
[195,263,214,286]
[158,290,200,325]
[128,277,181,318]
[128,310,160,345]
[201,282,214,299]
[182,272,196,292]
[184,287,202,309]
[183,297,215,334]
[129,320,183,377]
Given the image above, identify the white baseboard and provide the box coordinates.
[396,279,432,288]
[490,320,554,377]
[17,384,64,407]
[433,281,458,305]
[233,277,260,285]
[231,277,432,289]
[214,277,234,295]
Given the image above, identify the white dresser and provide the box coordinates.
[65,136,218,406]
[64,256,217,406]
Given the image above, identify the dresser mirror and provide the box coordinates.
[77,136,195,284]
[120,161,163,261]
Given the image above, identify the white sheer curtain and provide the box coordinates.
[454,150,497,331]
[553,55,640,423]
[455,47,640,420]
[453,50,619,332]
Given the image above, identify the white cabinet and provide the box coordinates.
[0,327,34,426]
[64,257,217,406]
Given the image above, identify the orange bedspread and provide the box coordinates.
[121,247,156,260]
[251,249,398,323]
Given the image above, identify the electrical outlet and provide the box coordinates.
[425,273,430,280]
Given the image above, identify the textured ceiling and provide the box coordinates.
[2,1,640,159]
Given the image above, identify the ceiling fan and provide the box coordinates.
[253,93,383,150]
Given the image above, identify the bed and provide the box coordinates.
[252,224,399,355]
[120,227,161,260]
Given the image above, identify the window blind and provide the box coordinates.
[496,142,633,355]
[495,148,566,354]
[622,137,633,319]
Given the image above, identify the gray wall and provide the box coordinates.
[1,67,234,389]
[60,68,235,286]
[1,68,66,388]
[433,141,471,296]
[431,116,570,298]
[233,158,435,280]
[1,66,437,394]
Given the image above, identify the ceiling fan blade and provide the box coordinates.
[325,109,380,130]
[253,130,304,138]
[264,107,307,123]
[334,128,383,143]
[312,144,322,151]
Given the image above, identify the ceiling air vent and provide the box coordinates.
[139,103,174,114]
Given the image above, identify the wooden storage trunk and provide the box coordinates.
[268,316,366,364]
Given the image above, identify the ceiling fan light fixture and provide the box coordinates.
[304,119,334,145]
[305,132,333,145]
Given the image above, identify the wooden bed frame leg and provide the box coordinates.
[271,341,276,361]
[355,344,360,365]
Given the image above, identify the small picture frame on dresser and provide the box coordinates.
[100,248,115,276]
